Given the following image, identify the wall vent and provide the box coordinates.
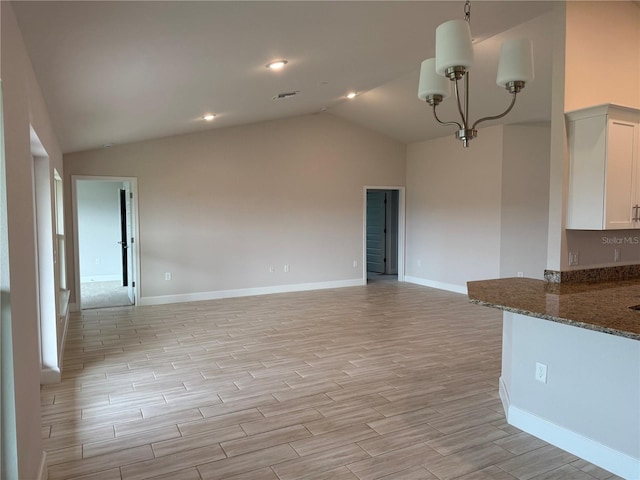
[273,91,300,100]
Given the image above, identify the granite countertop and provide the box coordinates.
[467,277,640,340]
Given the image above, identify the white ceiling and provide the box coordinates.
[11,1,555,154]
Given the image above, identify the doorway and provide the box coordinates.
[364,187,404,284]
[72,177,139,309]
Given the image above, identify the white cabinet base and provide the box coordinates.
[500,312,640,479]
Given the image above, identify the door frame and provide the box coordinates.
[71,175,141,310]
[362,186,405,283]
[121,184,136,304]
[118,188,129,287]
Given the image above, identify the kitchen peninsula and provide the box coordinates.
[468,275,640,480]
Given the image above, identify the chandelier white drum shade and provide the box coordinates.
[418,58,451,102]
[435,20,474,77]
[418,1,534,147]
[497,38,534,87]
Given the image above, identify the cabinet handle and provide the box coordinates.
[634,205,639,222]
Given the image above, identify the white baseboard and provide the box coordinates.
[80,274,121,283]
[507,404,639,480]
[404,276,467,294]
[57,307,70,376]
[41,366,61,385]
[498,376,510,418]
[138,279,364,306]
[38,451,47,480]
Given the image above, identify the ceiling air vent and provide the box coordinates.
[273,91,300,100]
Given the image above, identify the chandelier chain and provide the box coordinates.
[464,0,471,23]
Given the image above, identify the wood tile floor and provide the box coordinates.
[41,282,623,480]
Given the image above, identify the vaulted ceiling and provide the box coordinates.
[11,1,555,153]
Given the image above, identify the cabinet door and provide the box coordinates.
[566,115,608,230]
[604,120,637,229]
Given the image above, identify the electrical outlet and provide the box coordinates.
[569,251,579,266]
[517,271,524,277]
[284,264,290,273]
[535,362,548,383]
[417,259,422,267]
[269,265,276,273]
[352,260,358,268]
[164,272,172,281]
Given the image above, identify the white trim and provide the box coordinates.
[397,188,406,282]
[138,279,364,306]
[404,275,467,294]
[507,405,639,480]
[37,451,47,480]
[80,274,121,283]
[40,366,60,384]
[57,307,70,374]
[498,375,510,418]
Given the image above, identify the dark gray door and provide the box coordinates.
[367,191,386,273]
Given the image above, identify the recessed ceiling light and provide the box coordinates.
[202,114,216,121]
[346,92,357,99]
[266,60,288,70]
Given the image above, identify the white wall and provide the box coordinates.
[77,180,123,281]
[564,1,640,113]
[500,125,550,279]
[405,126,504,292]
[1,3,64,478]
[64,114,406,304]
[566,230,640,268]
[405,124,553,291]
[503,312,639,477]
[545,2,569,272]
[548,1,640,271]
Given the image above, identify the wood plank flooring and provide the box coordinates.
[41,282,622,480]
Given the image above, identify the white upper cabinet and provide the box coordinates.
[566,104,640,230]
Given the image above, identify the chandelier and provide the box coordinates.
[418,1,534,147]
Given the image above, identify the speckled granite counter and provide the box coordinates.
[467,277,640,340]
